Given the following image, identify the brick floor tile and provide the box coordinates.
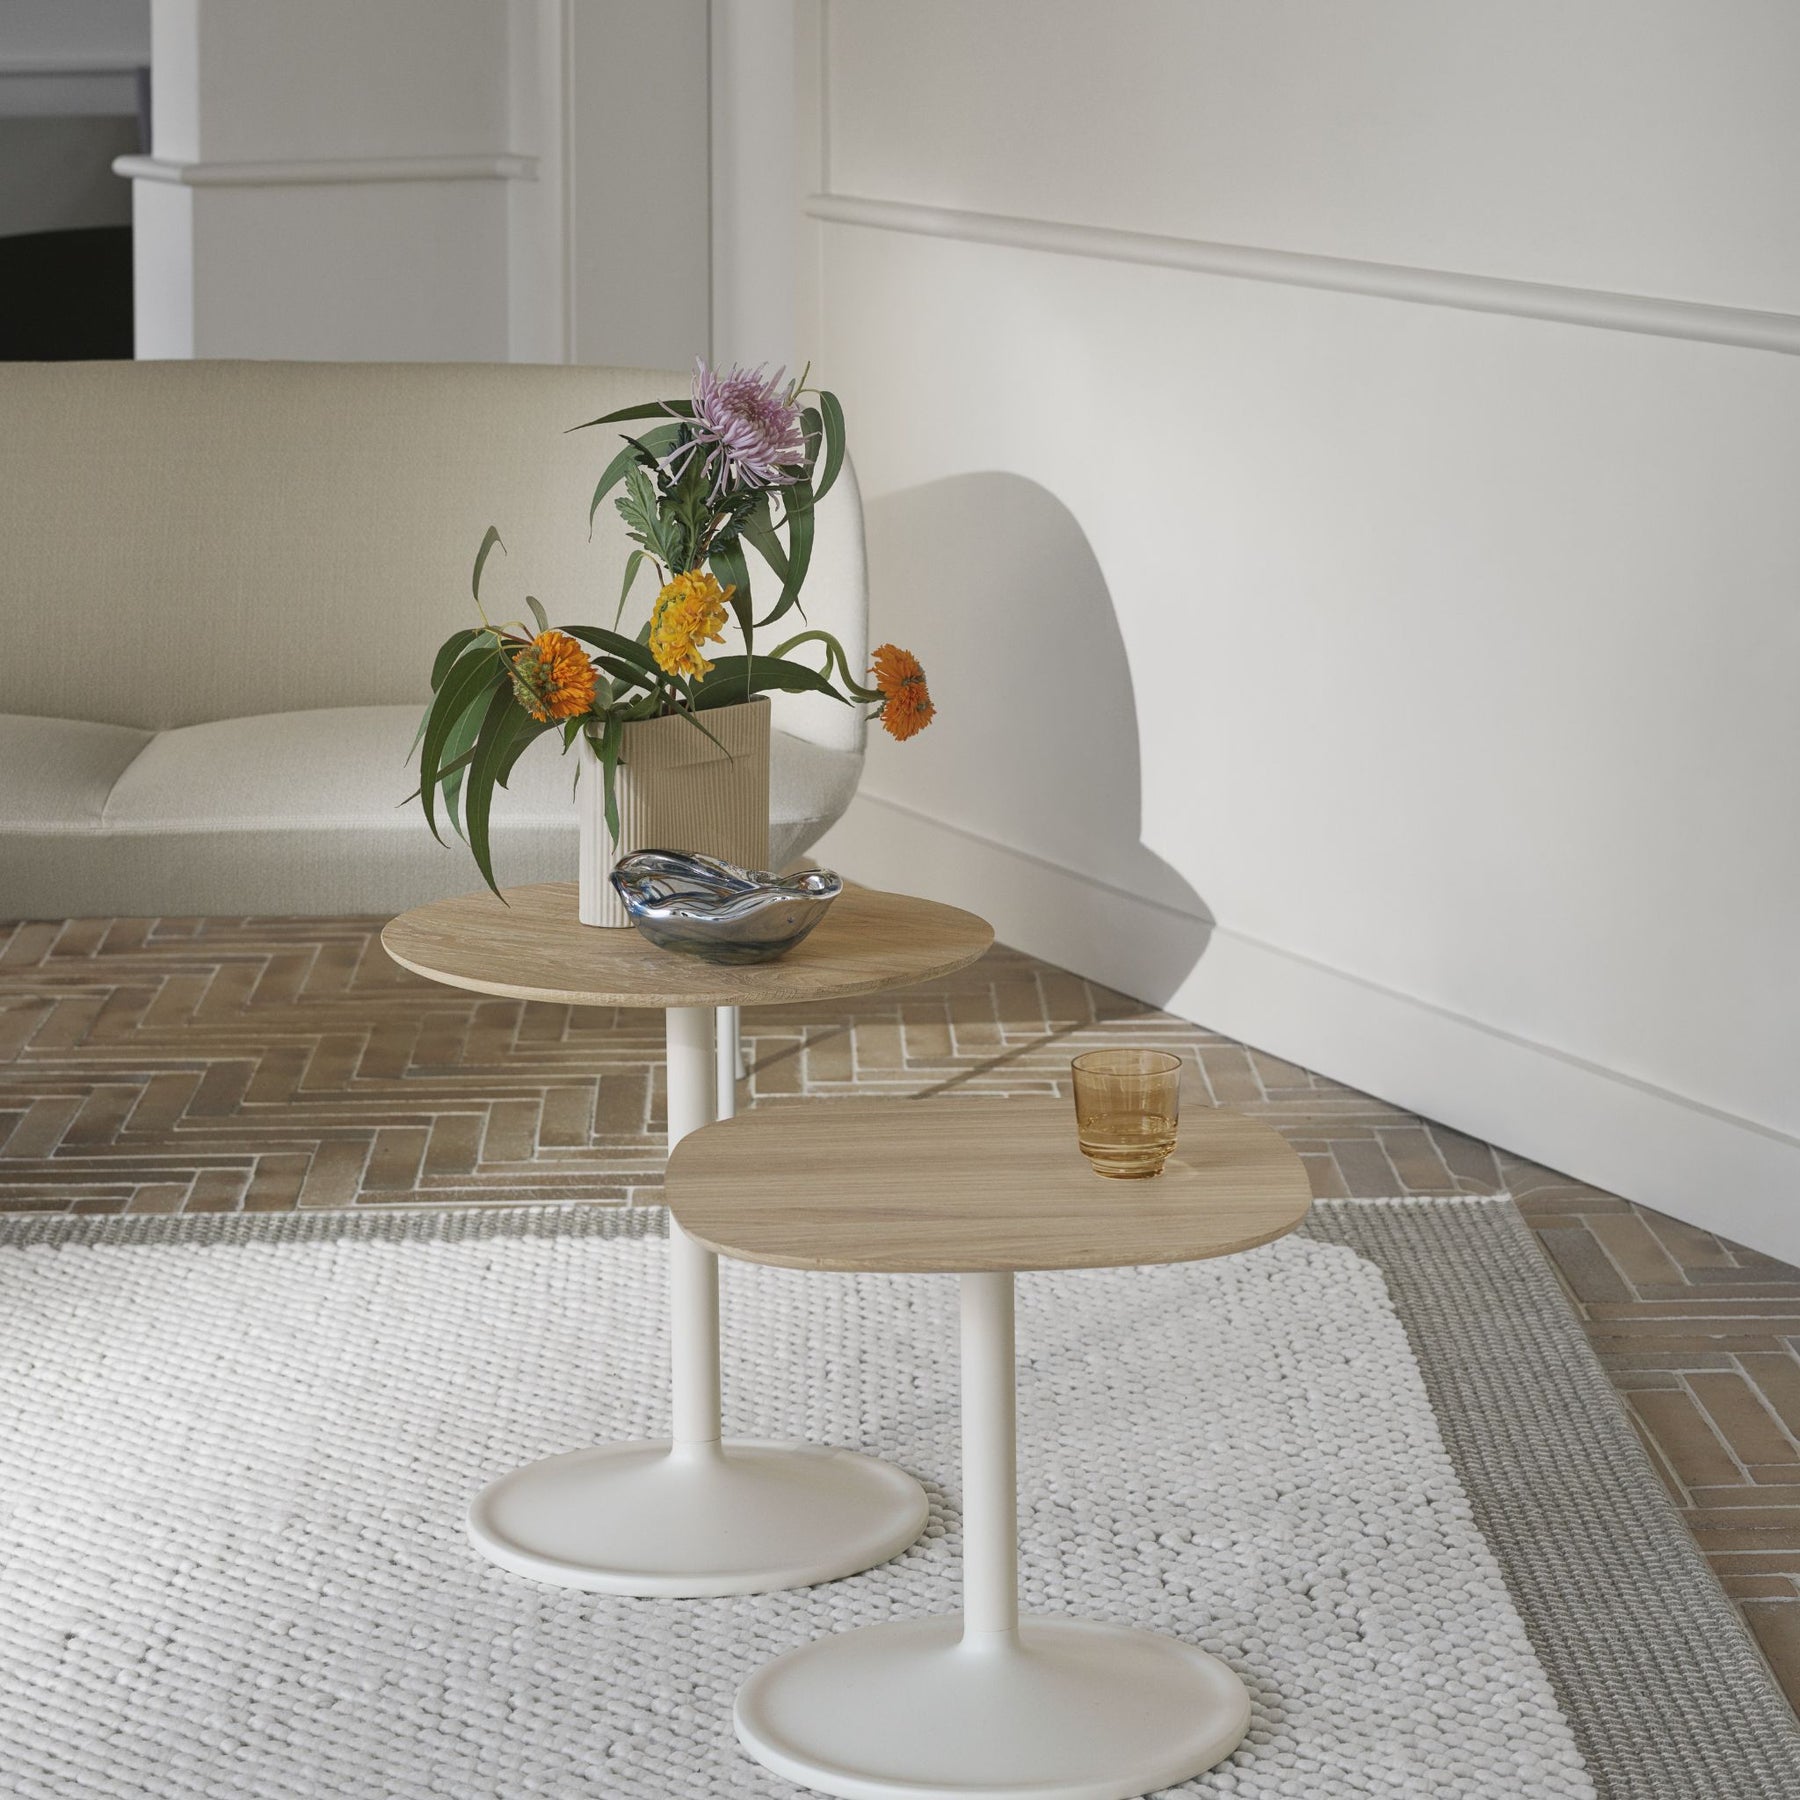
[1327,1138,1404,1199]
[1629,1390,1744,1488]
[1537,1225,1635,1304]
[1301,1153,1348,1200]
[1377,1127,1458,1194]
[1688,1373,1800,1469]
[185,1168,249,1213]
[1584,1212,1686,1287]
[297,1138,372,1207]
[242,1154,309,1211]
[1720,1575,1798,1599]
[1743,1602,1800,1711]
[125,1182,192,1214]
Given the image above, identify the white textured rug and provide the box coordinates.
[0,1213,1593,1798]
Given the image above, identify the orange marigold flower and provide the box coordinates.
[510,628,597,722]
[650,569,733,680]
[871,643,935,742]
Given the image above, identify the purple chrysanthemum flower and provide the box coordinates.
[690,359,806,493]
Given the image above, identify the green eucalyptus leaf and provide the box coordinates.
[739,494,790,584]
[756,480,814,628]
[615,548,647,627]
[438,681,497,837]
[430,626,482,693]
[567,398,695,432]
[708,538,753,636]
[417,643,507,843]
[600,715,623,842]
[694,654,849,708]
[472,527,505,602]
[564,623,665,685]
[524,594,549,634]
[498,715,554,786]
[707,539,755,705]
[588,441,642,533]
[464,684,530,898]
[814,389,847,502]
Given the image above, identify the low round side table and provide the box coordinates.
[667,1097,1311,1800]
[381,880,992,1598]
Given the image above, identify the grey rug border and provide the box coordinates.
[5,1197,1797,1797]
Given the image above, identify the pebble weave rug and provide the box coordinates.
[1,1200,1795,1798]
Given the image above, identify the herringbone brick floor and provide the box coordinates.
[2,912,1796,1708]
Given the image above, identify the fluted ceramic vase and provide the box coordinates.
[577,696,771,928]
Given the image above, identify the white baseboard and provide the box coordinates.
[815,793,1800,1268]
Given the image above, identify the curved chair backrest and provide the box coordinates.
[0,358,867,751]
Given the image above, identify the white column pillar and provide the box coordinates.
[666,1004,721,1455]
[959,1269,1021,1648]
[121,0,534,360]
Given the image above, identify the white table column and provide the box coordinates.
[732,1268,1255,1799]
[464,1004,928,1596]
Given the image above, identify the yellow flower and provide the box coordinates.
[871,643,935,741]
[510,629,597,722]
[650,569,733,680]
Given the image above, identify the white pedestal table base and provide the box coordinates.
[736,1614,1250,1800]
[467,1439,929,1598]
[466,1004,928,1596]
[733,1269,1251,1799]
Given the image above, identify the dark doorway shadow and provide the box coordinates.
[861,473,1212,1009]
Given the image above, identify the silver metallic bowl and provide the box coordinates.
[609,851,843,965]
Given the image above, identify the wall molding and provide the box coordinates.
[805,191,1800,359]
[115,152,537,189]
[0,56,143,77]
[816,791,1800,1267]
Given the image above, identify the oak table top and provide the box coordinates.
[381,880,994,1011]
[665,1099,1312,1274]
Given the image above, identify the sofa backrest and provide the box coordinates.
[0,359,867,753]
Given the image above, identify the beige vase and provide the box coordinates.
[577,696,771,927]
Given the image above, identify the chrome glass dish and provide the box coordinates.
[609,851,843,964]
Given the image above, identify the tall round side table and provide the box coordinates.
[381,880,992,1598]
[668,1097,1311,1800]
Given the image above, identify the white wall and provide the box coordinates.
[802,0,1800,1261]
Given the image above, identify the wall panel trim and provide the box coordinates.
[806,191,1800,358]
[116,153,537,188]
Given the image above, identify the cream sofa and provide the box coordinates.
[0,360,866,920]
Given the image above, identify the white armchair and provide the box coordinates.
[0,359,867,920]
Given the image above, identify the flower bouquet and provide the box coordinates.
[411,362,933,922]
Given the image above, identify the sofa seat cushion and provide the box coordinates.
[2,707,864,920]
[1,706,574,920]
[0,714,152,833]
[104,705,571,832]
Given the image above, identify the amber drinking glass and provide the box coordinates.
[1070,1049,1182,1178]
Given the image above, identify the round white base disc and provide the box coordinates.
[466,1438,928,1597]
[735,1615,1251,1800]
